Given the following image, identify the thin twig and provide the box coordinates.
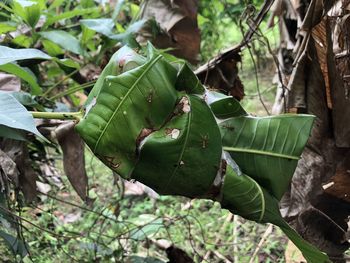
[233,215,239,263]
[248,224,274,263]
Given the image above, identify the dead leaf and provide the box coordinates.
[1,140,38,202]
[196,50,244,100]
[55,122,89,202]
[312,18,332,109]
[137,0,200,64]
[0,73,20,92]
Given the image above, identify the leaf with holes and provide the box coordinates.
[75,53,178,178]
[132,95,222,197]
[84,45,146,107]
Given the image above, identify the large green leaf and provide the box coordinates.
[0,91,43,138]
[0,63,42,95]
[84,46,146,106]
[75,54,178,178]
[0,46,51,66]
[220,160,330,263]
[221,160,266,222]
[175,63,205,95]
[39,31,84,55]
[132,95,222,197]
[220,114,314,200]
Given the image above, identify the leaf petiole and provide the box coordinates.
[30,111,83,121]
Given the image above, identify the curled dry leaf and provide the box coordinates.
[138,0,200,64]
[55,122,89,202]
[1,140,38,202]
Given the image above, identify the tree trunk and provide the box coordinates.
[271,0,350,261]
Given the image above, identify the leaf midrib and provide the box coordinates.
[92,55,163,152]
[223,147,299,160]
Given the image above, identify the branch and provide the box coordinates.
[195,0,275,76]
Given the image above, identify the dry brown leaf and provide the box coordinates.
[55,122,89,202]
[137,0,200,64]
[311,18,332,109]
[0,73,20,92]
[196,50,244,100]
[1,140,38,202]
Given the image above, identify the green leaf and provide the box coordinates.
[109,20,147,44]
[0,63,42,95]
[84,45,146,106]
[12,0,41,27]
[0,230,28,258]
[48,0,65,9]
[42,39,64,56]
[220,160,330,263]
[208,92,247,118]
[0,91,43,139]
[129,217,163,241]
[44,7,98,28]
[175,63,205,95]
[0,23,16,34]
[127,256,166,263]
[11,35,33,48]
[0,125,27,141]
[112,0,125,20]
[80,18,115,37]
[220,114,314,200]
[54,58,80,69]
[0,46,51,66]
[39,31,84,55]
[75,54,178,178]
[221,162,266,222]
[133,95,222,197]
[11,91,38,107]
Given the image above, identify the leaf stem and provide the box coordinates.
[222,147,299,160]
[49,80,96,100]
[42,69,79,97]
[30,111,83,121]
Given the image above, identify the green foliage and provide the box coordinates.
[0,1,331,262]
[221,115,315,199]
[133,94,222,197]
[0,46,51,65]
[75,45,329,263]
[0,91,43,139]
[198,0,264,61]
